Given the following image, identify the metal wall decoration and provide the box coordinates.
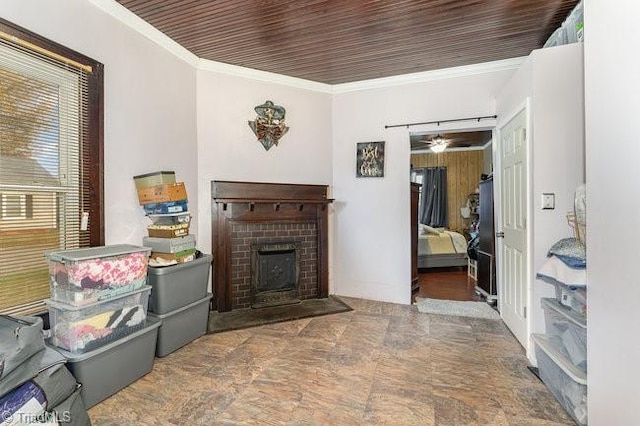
[248,100,289,151]
[356,141,385,178]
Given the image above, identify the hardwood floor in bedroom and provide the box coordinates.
[413,267,480,303]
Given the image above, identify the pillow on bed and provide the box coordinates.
[419,224,442,235]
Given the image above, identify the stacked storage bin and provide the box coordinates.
[145,256,212,357]
[134,172,212,357]
[44,245,160,408]
[534,194,588,425]
[1,315,90,425]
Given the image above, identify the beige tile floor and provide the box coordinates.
[88,297,574,425]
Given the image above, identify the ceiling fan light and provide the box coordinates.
[430,142,447,153]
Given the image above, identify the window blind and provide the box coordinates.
[0,31,94,314]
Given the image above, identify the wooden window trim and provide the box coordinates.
[0,18,105,246]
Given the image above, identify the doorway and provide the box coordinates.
[409,129,494,303]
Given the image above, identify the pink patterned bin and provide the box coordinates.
[46,244,151,306]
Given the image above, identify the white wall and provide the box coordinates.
[332,71,515,304]
[584,0,640,423]
[1,0,197,245]
[496,44,585,358]
[195,70,333,257]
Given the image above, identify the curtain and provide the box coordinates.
[418,167,448,227]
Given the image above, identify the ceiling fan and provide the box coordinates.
[412,133,476,152]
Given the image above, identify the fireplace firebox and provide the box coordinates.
[251,241,301,308]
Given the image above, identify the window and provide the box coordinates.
[0,194,33,220]
[0,19,104,314]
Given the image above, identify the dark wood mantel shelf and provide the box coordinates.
[211,181,333,312]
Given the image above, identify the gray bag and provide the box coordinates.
[0,315,45,380]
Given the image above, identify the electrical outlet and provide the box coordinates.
[541,193,555,210]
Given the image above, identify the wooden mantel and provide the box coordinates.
[211,181,333,312]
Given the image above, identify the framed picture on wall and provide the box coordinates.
[356,141,385,178]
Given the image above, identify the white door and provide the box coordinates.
[498,107,529,348]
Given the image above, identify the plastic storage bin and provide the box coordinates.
[46,286,151,354]
[542,298,586,372]
[148,293,212,357]
[543,26,567,48]
[564,0,584,43]
[147,254,212,314]
[46,244,151,306]
[57,317,160,409]
[554,282,587,316]
[533,334,587,425]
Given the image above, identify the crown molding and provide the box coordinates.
[197,59,333,94]
[88,0,199,67]
[332,57,526,94]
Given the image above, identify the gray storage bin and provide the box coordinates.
[148,293,212,357]
[533,333,587,425]
[147,254,212,314]
[57,317,161,408]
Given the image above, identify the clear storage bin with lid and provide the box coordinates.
[45,285,151,354]
[46,244,151,306]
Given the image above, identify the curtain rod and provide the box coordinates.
[384,115,497,129]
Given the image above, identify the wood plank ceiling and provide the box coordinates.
[116,0,580,85]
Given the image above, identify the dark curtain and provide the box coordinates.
[418,167,448,227]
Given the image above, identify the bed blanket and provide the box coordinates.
[418,230,467,255]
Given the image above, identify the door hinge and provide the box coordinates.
[496,231,504,238]
[523,306,527,319]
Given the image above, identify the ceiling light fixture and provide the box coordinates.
[429,135,448,153]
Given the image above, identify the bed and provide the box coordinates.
[417,225,468,269]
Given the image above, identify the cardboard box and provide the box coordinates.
[150,248,197,264]
[137,182,187,205]
[147,222,189,238]
[133,171,176,190]
[143,235,196,254]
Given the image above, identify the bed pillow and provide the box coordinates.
[547,237,586,268]
[419,224,442,235]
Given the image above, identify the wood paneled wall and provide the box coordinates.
[412,150,484,234]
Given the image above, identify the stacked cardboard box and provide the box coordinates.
[133,171,196,264]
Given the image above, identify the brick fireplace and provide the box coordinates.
[211,181,332,312]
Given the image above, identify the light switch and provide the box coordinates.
[541,193,555,210]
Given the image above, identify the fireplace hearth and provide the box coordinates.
[251,241,301,308]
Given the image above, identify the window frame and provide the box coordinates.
[0,18,104,246]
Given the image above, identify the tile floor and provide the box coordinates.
[88,297,574,425]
